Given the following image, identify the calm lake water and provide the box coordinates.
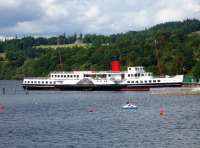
[0,80,200,148]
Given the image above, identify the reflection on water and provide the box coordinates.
[0,80,200,148]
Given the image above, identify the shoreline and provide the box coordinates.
[150,86,200,96]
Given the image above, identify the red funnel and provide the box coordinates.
[111,57,121,72]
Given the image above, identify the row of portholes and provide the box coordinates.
[52,74,79,78]
[127,73,151,77]
[129,67,144,71]
[24,81,56,84]
[135,67,144,71]
[127,79,161,84]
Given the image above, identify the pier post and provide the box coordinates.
[2,88,5,95]
[25,87,29,95]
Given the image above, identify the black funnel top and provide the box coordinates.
[111,56,119,61]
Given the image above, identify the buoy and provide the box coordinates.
[88,108,95,112]
[160,108,165,116]
[0,104,5,112]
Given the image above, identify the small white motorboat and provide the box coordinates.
[122,103,137,109]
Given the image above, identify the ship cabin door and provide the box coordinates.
[121,74,125,80]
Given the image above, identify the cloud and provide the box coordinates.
[0,0,200,36]
[0,0,43,28]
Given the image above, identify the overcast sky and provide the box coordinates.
[0,0,200,37]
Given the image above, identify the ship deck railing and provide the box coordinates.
[50,71,126,74]
[24,77,49,80]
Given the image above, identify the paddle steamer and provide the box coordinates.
[22,57,183,91]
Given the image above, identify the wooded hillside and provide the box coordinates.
[0,19,199,80]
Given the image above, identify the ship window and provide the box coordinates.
[157,80,160,82]
[31,81,33,84]
[108,74,111,77]
[135,73,140,77]
[70,75,72,78]
[34,81,37,83]
[67,75,69,77]
[141,74,144,76]
[61,75,63,77]
[127,81,130,83]
[128,74,130,77]
[54,82,56,84]
[38,81,40,84]
[131,74,134,77]
[140,81,143,83]
[58,75,60,78]
[136,81,138,83]
[24,81,26,83]
[77,75,79,78]
[149,80,152,83]
[84,74,89,77]
[129,68,131,70]
[148,73,151,76]
[28,81,30,83]
[64,75,66,78]
[46,81,48,84]
[50,81,52,84]
[153,80,156,83]
[131,81,134,83]
[42,81,44,84]
[145,80,147,83]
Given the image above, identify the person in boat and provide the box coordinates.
[126,101,129,104]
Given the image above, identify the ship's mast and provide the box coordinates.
[155,39,162,76]
[57,37,64,71]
